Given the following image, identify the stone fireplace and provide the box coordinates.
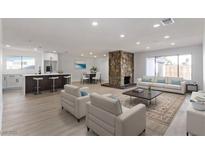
[108,50,134,87]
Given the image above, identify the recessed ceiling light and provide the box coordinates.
[171,42,175,46]
[92,21,98,26]
[164,35,170,39]
[81,53,84,56]
[89,52,93,55]
[104,54,106,57]
[53,51,57,53]
[94,55,97,58]
[120,34,125,38]
[5,44,11,48]
[153,24,160,28]
[136,42,140,45]
[146,46,150,50]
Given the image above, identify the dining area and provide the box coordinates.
[81,71,101,84]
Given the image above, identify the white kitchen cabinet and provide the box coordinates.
[44,53,58,61]
[3,74,23,89]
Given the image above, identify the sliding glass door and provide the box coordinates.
[146,54,192,80]
[156,56,178,77]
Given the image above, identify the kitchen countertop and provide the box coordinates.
[23,73,71,77]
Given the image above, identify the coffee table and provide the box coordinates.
[122,88,162,105]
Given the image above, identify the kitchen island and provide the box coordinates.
[23,73,72,95]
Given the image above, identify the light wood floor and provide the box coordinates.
[2,82,189,136]
[165,95,190,136]
[2,90,87,135]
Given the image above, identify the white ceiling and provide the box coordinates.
[2,18,203,56]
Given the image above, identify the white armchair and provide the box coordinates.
[86,93,146,136]
[61,85,90,122]
[187,104,205,136]
[187,92,205,135]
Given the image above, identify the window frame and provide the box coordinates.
[6,55,36,70]
[178,54,192,80]
[146,54,192,80]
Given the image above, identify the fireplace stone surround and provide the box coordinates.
[108,50,134,88]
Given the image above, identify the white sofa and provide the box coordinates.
[187,91,205,136]
[86,92,146,136]
[137,76,186,94]
[61,84,90,122]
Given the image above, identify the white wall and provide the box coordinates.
[0,19,3,131]
[93,57,109,82]
[58,53,96,81]
[59,44,203,86]
[2,48,44,74]
[59,53,109,82]
[134,44,203,89]
[203,21,205,90]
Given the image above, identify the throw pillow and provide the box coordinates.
[80,91,88,96]
[108,95,122,114]
[157,79,165,83]
[171,80,181,85]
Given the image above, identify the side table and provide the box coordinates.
[186,83,198,93]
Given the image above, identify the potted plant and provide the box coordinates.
[90,66,97,73]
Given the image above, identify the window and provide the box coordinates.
[6,56,35,70]
[22,56,35,69]
[146,54,192,80]
[6,56,22,70]
[179,55,191,80]
[156,56,178,77]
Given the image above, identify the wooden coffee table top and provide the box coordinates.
[123,88,162,100]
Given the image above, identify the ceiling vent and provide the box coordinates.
[161,18,175,26]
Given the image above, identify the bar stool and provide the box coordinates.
[64,75,71,85]
[33,77,43,95]
[49,76,59,92]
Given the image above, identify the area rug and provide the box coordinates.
[122,92,186,135]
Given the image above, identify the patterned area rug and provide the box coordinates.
[122,92,185,135]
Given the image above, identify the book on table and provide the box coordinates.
[133,88,144,93]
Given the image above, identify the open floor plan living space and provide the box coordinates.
[0,18,205,136]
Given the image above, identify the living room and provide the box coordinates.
[1,0,205,154]
[0,18,204,137]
